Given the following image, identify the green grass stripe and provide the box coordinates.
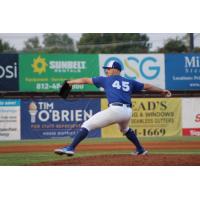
[0,152,67,166]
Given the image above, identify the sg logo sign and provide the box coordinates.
[103,56,161,80]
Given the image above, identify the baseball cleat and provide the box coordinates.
[54,146,75,156]
[131,150,148,156]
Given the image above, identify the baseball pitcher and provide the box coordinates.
[55,61,171,156]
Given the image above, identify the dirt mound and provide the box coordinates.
[32,154,200,166]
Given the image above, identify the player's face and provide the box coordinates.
[105,68,114,76]
[105,68,120,76]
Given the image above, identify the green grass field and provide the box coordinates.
[0,136,200,166]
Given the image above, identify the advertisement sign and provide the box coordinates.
[0,54,19,91]
[21,99,101,139]
[165,54,200,90]
[130,98,182,137]
[19,54,99,92]
[182,98,200,136]
[99,54,165,89]
[102,98,182,138]
[0,99,21,140]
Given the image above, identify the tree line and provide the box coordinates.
[1,33,200,53]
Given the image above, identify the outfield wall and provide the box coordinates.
[1,53,199,140]
[0,53,200,92]
[0,98,199,140]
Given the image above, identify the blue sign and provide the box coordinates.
[165,54,200,90]
[21,99,101,139]
[0,99,20,106]
[0,54,19,91]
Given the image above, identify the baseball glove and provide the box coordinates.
[59,80,72,99]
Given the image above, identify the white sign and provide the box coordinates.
[182,98,200,136]
[0,99,21,140]
[99,54,165,89]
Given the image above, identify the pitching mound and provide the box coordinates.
[32,154,200,166]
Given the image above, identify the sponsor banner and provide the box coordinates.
[21,99,101,139]
[102,98,182,138]
[130,98,182,137]
[0,99,21,140]
[182,98,200,136]
[0,54,19,91]
[99,54,165,89]
[165,53,200,90]
[19,54,99,92]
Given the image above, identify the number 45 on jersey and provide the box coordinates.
[112,80,130,92]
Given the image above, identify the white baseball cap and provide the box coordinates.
[102,61,122,71]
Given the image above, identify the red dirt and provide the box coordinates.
[0,141,200,166]
[32,154,200,166]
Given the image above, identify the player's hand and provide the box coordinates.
[162,90,172,98]
[67,80,73,86]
